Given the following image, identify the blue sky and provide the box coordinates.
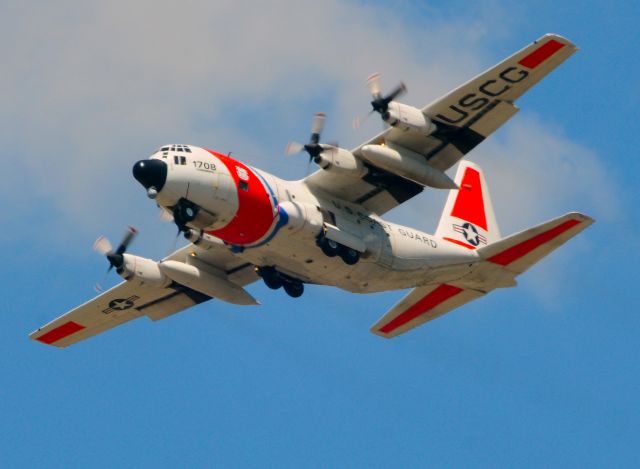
[2,0,639,467]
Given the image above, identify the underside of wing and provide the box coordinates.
[305,34,576,215]
[30,243,259,348]
[29,280,211,348]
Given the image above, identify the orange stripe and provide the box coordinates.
[378,284,463,334]
[518,39,565,69]
[488,219,580,266]
[36,321,85,345]
[443,237,476,250]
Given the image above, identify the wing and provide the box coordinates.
[371,283,486,339]
[305,34,577,214]
[29,243,259,348]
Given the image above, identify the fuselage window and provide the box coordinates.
[180,156,187,165]
[239,180,249,191]
[174,155,180,165]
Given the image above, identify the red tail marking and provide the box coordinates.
[36,321,85,345]
[378,284,463,334]
[450,167,487,230]
[488,219,581,266]
[518,39,565,69]
[443,237,476,250]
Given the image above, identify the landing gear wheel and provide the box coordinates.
[340,247,360,265]
[261,268,283,290]
[283,281,304,298]
[176,202,198,222]
[319,237,340,257]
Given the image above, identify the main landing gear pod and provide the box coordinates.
[317,237,360,265]
[316,223,365,265]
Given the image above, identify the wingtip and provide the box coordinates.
[369,326,393,339]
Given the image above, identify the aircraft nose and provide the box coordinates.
[132,159,167,192]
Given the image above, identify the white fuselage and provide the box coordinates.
[137,145,477,294]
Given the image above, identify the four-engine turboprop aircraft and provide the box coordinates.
[30,34,594,347]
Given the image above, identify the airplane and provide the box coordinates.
[30,33,594,347]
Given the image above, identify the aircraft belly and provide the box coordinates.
[239,233,436,294]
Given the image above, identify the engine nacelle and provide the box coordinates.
[315,146,367,177]
[383,102,437,136]
[360,144,457,189]
[183,229,226,251]
[159,260,257,305]
[118,254,171,287]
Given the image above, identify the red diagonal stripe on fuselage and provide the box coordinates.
[443,237,476,250]
[35,321,85,345]
[488,219,581,266]
[378,284,463,334]
[205,150,277,246]
[518,39,565,69]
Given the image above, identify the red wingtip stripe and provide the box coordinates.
[488,219,581,266]
[35,321,85,345]
[443,237,476,250]
[518,39,566,69]
[378,284,463,334]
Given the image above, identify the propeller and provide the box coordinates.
[93,226,138,291]
[354,73,407,129]
[285,112,328,163]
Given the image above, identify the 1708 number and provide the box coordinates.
[192,160,216,172]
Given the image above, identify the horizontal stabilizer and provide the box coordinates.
[371,284,485,338]
[477,212,594,274]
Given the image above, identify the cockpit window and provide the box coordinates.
[173,155,187,165]
[157,144,191,156]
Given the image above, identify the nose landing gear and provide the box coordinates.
[169,199,200,233]
[256,266,305,298]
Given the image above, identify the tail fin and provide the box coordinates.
[435,160,500,250]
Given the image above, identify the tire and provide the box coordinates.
[340,247,360,265]
[283,281,304,298]
[261,268,282,289]
[178,203,197,222]
[319,237,340,257]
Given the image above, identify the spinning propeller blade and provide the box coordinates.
[285,112,328,163]
[355,73,407,128]
[93,226,138,291]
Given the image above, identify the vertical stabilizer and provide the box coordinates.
[435,161,500,250]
